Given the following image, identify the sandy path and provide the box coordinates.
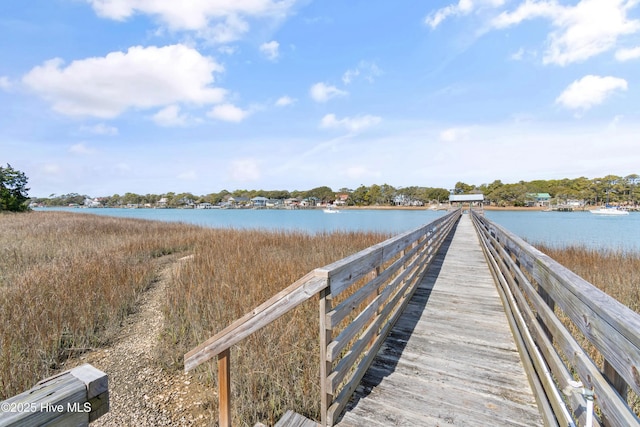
[67,255,214,426]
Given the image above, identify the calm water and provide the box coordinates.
[37,207,446,235]
[36,208,640,252]
[484,210,640,252]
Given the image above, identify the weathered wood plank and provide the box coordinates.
[475,214,640,426]
[275,410,320,427]
[0,364,108,427]
[336,214,542,426]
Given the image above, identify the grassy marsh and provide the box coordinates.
[2,211,638,424]
[0,211,388,424]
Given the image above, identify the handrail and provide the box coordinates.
[184,209,461,426]
[0,364,108,427]
[471,210,640,426]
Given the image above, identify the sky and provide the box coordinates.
[1,0,639,198]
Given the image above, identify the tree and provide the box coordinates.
[0,164,30,212]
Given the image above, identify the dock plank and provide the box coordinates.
[336,213,542,426]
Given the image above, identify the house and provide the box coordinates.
[251,196,269,207]
[449,194,484,209]
[196,202,214,209]
[284,198,301,207]
[83,198,102,208]
[526,193,551,207]
[228,196,250,207]
[334,194,349,206]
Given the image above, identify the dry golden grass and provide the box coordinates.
[160,228,390,425]
[0,211,388,425]
[0,211,203,399]
[535,243,640,417]
[535,244,640,314]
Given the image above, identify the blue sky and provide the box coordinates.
[2,0,639,198]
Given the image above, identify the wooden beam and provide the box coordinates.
[218,349,231,427]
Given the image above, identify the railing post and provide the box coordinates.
[319,284,332,427]
[218,348,231,427]
[603,359,628,427]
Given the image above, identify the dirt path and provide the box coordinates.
[67,255,214,426]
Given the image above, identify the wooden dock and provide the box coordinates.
[336,213,542,426]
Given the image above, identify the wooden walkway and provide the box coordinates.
[335,213,542,426]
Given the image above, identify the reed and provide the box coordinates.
[0,211,388,425]
[535,243,640,416]
[159,228,389,424]
[0,211,202,399]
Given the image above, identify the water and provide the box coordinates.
[485,210,640,252]
[36,207,446,235]
[35,208,640,252]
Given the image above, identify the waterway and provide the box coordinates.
[35,208,640,253]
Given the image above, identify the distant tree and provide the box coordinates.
[0,164,30,212]
[454,182,475,194]
[350,185,369,206]
[306,186,335,203]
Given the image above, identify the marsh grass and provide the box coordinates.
[534,243,640,416]
[160,228,389,425]
[0,211,203,398]
[0,211,388,425]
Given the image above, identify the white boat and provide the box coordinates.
[323,206,340,214]
[590,207,629,216]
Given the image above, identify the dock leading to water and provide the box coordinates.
[4,209,640,426]
[336,213,541,426]
[181,207,640,426]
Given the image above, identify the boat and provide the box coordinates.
[590,189,629,215]
[323,206,340,214]
[590,206,629,216]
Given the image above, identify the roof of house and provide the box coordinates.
[449,194,484,202]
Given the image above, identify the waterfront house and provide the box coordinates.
[526,193,551,207]
[251,196,269,207]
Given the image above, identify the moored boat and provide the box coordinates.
[589,207,629,216]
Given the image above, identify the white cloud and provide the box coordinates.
[0,76,11,91]
[152,105,189,127]
[23,44,226,118]
[197,14,250,44]
[86,0,294,30]
[260,40,280,61]
[275,95,295,106]
[492,0,640,66]
[228,158,261,182]
[342,61,382,85]
[555,75,628,111]
[510,47,525,61]
[425,0,506,29]
[207,103,250,122]
[609,114,624,130]
[615,46,640,61]
[69,143,95,154]
[80,123,119,135]
[439,127,470,142]
[320,113,381,133]
[309,82,347,103]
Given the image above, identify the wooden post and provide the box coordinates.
[319,285,332,427]
[218,348,231,427]
[602,360,627,427]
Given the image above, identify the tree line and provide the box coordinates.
[465,174,640,207]
[3,163,639,211]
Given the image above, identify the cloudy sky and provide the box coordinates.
[2,0,639,197]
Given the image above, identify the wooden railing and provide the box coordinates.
[184,209,461,426]
[0,364,108,426]
[471,210,640,427]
